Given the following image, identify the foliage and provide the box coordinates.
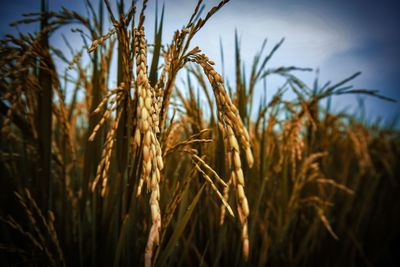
[0,1,399,266]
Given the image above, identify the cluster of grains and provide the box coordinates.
[133,27,164,267]
[89,86,124,196]
[189,54,254,260]
[153,69,166,132]
[280,117,304,176]
[348,126,372,173]
[88,28,117,53]
[88,2,135,53]
[91,108,122,196]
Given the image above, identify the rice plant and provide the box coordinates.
[0,1,399,266]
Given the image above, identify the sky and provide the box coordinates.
[1,0,399,125]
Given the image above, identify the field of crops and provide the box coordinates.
[1,1,399,266]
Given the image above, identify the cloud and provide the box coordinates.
[154,1,358,77]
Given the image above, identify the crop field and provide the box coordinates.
[0,1,399,266]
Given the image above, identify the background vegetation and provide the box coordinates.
[1,1,399,266]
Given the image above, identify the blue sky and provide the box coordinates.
[1,0,399,124]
